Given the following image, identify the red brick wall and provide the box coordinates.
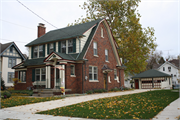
[14,68,34,90]
[65,63,82,93]
[82,22,124,92]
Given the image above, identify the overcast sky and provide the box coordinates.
[0,0,179,59]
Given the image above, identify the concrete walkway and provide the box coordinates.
[0,89,179,120]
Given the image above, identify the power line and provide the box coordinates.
[0,38,28,43]
[0,19,35,30]
[16,0,58,29]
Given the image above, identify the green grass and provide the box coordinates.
[37,90,179,119]
[1,96,63,108]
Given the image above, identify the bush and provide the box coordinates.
[8,90,33,96]
[1,77,6,91]
[1,91,11,99]
[86,90,93,94]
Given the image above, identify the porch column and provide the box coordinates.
[46,66,51,88]
[62,64,65,95]
[54,65,57,89]
[46,66,48,88]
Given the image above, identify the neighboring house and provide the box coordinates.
[157,60,180,85]
[132,69,172,89]
[0,42,26,87]
[13,19,125,93]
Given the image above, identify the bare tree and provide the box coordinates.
[146,50,163,69]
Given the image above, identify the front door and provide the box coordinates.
[104,74,107,90]
[135,79,139,89]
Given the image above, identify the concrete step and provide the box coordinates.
[33,93,54,97]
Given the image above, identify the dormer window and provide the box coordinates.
[68,40,73,53]
[61,41,66,53]
[49,43,54,54]
[163,67,165,71]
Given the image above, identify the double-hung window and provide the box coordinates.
[34,46,38,58]
[89,66,98,81]
[39,45,43,57]
[49,43,54,54]
[114,69,117,79]
[8,58,16,68]
[105,49,108,61]
[19,71,26,82]
[68,40,73,53]
[93,42,97,56]
[61,41,66,53]
[168,67,171,72]
[35,68,46,81]
[8,72,14,83]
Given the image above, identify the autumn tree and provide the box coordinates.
[74,0,157,74]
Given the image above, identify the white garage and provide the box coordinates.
[132,69,172,89]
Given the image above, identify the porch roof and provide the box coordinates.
[132,69,171,79]
[23,58,46,66]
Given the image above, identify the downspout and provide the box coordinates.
[119,69,121,88]
[82,62,84,94]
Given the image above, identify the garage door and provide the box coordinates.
[141,78,153,89]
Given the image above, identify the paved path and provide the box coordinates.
[0,89,179,120]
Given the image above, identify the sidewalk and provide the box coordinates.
[0,89,179,120]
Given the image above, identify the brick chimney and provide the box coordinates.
[37,23,46,38]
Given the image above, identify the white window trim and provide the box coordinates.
[114,69,117,80]
[108,76,111,83]
[89,66,98,81]
[89,80,99,82]
[93,42,98,56]
[105,49,109,62]
[35,68,46,81]
[18,71,26,83]
[34,45,43,58]
[101,27,104,38]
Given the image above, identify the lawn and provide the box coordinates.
[37,90,179,119]
[1,96,63,108]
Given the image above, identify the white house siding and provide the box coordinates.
[2,57,22,87]
[1,47,23,87]
[76,27,93,53]
[158,63,179,84]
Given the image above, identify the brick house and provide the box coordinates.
[13,19,125,93]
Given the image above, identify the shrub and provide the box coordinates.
[8,90,33,96]
[86,90,93,94]
[1,91,11,99]
[1,77,6,91]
